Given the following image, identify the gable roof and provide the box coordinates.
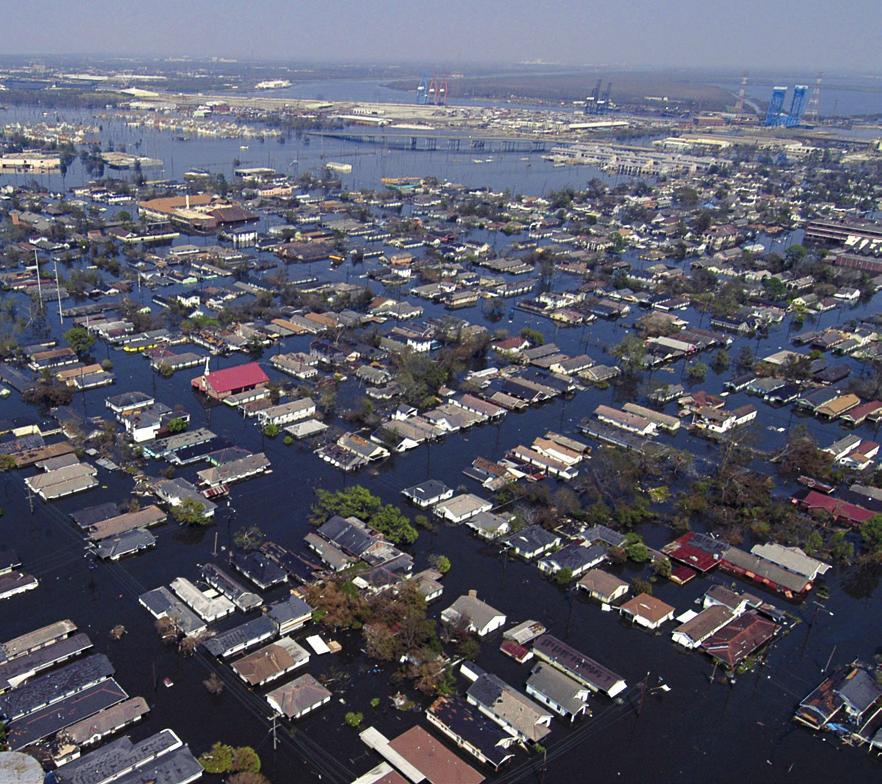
[202,362,268,394]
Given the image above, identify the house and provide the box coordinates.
[671,605,734,649]
[526,663,590,722]
[594,405,657,436]
[426,695,517,771]
[720,546,814,597]
[577,569,629,603]
[538,543,606,579]
[619,593,675,630]
[701,611,779,668]
[441,590,506,637]
[465,511,512,540]
[501,525,561,560]
[532,634,627,698]
[433,494,493,524]
[401,480,453,508]
[266,673,331,719]
[376,725,485,784]
[231,637,310,687]
[749,544,831,583]
[463,664,552,743]
[191,361,269,400]
[795,663,882,736]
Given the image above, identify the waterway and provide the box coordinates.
[0,105,881,783]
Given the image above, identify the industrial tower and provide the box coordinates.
[427,77,448,106]
[804,75,822,123]
[733,72,748,118]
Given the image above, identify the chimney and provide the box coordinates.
[467,589,477,599]
[185,194,190,210]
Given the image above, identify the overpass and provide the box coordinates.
[307,130,553,154]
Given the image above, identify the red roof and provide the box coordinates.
[798,490,874,525]
[661,531,725,573]
[701,611,778,667]
[199,362,268,394]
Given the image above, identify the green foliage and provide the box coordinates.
[624,532,650,563]
[632,577,653,595]
[653,557,672,579]
[685,361,708,382]
[370,697,381,709]
[171,498,211,527]
[611,334,646,373]
[431,554,451,574]
[263,423,281,438]
[64,326,95,356]
[520,327,544,347]
[231,746,261,774]
[283,435,294,446]
[166,417,188,434]
[344,711,364,729]
[861,515,882,553]
[553,567,574,586]
[311,486,417,544]
[198,742,234,774]
[233,525,266,552]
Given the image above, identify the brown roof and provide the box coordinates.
[388,725,484,784]
[673,605,733,643]
[578,568,628,599]
[620,593,675,624]
[138,194,214,213]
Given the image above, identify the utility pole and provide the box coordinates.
[54,260,64,325]
[638,671,650,718]
[212,530,218,557]
[33,250,44,313]
[272,715,278,751]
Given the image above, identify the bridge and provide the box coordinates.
[307,130,552,154]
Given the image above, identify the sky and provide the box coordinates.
[0,0,879,73]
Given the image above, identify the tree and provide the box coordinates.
[198,742,234,774]
[611,334,646,374]
[228,774,270,784]
[685,362,708,382]
[232,746,261,774]
[310,487,417,545]
[166,417,188,434]
[861,515,882,553]
[430,555,451,574]
[171,498,212,526]
[64,326,95,357]
[553,567,574,586]
[233,525,266,551]
[520,327,544,347]
[712,349,730,372]
[624,533,649,563]
[344,711,364,728]
[653,557,672,579]
[736,345,754,370]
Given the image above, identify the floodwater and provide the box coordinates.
[0,107,881,784]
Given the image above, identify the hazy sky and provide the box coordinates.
[2,0,879,72]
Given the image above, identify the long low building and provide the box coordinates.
[622,402,680,432]
[87,505,167,541]
[0,619,76,662]
[202,616,277,658]
[51,728,202,784]
[0,632,92,692]
[531,634,627,698]
[0,653,114,721]
[594,405,657,436]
